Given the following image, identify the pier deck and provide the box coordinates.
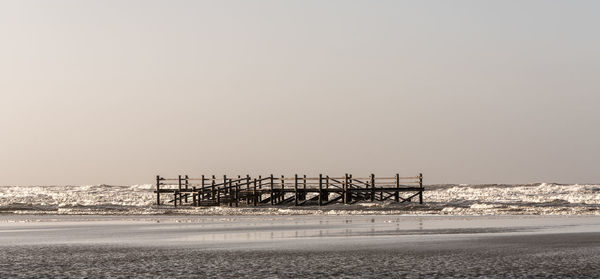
[155,173,424,207]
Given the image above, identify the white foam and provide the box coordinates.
[0,183,599,215]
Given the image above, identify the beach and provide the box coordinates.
[4,0,599,277]
[1,215,599,278]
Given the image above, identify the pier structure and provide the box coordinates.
[154,173,424,207]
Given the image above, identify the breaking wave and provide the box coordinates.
[0,183,598,215]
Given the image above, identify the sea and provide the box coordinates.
[0,183,598,215]
[1,183,599,278]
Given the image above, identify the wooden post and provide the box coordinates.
[294,174,298,206]
[156,175,161,206]
[200,175,205,202]
[211,175,216,200]
[193,190,197,206]
[370,173,375,202]
[280,175,285,203]
[224,175,231,207]
[237,175,241,203]
[324,175,329,202]
[318,174,323,206]
[217,188,221,205]
[395,173,400,202]
[246,175,251,204]
[343,173,348,204]
[348,174,353,202]
[253,178,258,206]
[302,175,307,201]
[222,175,226,204]
[178,175,182,205]
[235,175,240,205]
[229,178,233,207]
[235,187,239,207]
[419,173,424,204]
[258,175,263,202]
[184,175,189,203]
[246,175,250,190]
[174,191,178,207]
[303,175,307,190]
[270,174,274,205]
[192,176,197,206]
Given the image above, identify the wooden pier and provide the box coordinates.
[154,173,424,207]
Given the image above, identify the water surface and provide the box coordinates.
[1,215,599,278]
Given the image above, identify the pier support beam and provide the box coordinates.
[294,174,299,206]
[395,173,400,202]
[419,173,424,204]
[178,175,182,205]
[156,175,161,206]
[318,174,323,206]
[370,174,375,202]
[253,178,258,206]
[270,174,274,205]
[343,173,347,204]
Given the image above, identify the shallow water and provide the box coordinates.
[1,215,598,246]
[1,215,599,278]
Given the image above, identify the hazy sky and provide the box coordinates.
[1,0,599,185]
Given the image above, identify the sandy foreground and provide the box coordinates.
[0,215,599,278]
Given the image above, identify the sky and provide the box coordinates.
[1,0,599,185]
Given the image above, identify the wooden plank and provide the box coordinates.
[400,192,421,203]
[158,178,180,181]
[298,195,319,206]
[324,195,342,205]
[182,177,210,181]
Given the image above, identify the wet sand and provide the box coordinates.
[1,215,599,278]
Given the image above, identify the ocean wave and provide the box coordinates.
[0,184,598,215]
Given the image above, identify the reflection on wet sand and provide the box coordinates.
[1,215,600,278]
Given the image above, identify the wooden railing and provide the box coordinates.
[155,173,424,207]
